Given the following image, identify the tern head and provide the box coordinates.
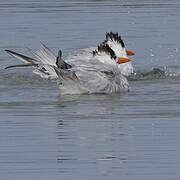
[92,43,132,77]
[92,43,118,66]
[104,32,135,58]
[103,32,135,76]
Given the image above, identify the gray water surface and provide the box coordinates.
[0,0,180,180]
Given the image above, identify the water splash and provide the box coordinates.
[129,67,180,81]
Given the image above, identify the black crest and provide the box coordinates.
[105,32,125,48]
[93,43,117,60]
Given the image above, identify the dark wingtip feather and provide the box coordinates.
[5,49,38,63]
[5,63,38,70]
[5,49,12,53]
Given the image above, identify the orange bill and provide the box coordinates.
[126,49,135,56]
[117,57,131,64]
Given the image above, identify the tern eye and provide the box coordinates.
[42,67,47,71]
[113,55,117,60]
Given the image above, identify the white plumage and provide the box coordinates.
[5,32,134,95]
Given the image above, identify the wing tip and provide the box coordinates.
[5,49,11,53]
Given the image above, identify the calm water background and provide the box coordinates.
[0,0,180,179]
